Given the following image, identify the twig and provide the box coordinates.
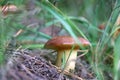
[49,63,84,80]
[13,29,23,37]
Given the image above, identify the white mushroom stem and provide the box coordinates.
[56,49,78,71]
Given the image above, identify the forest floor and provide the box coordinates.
[0,49,95,80]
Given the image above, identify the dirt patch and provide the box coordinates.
[0,50,95,80]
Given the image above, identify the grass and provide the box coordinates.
[0,20,10,65]
[114,35,120,80]
[0,0,120,80]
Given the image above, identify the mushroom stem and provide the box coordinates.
[56,49,78,71]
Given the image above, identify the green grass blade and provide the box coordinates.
[114,35,120,80]
[0,18,6,65]
[22,44,44,49]
[40,0,88,40]
[99,0,120,48]
[13,23,51,39]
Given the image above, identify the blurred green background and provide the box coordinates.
[0,0,120,80]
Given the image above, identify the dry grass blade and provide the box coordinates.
[50,63,84,80]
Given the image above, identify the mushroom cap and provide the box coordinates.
[44,36,90,50]
[2,5,18,12]
[1,5,18,15]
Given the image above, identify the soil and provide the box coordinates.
[0,49,96,80]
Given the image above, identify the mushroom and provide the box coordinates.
[0,5,19,15]
[44,36,90,71]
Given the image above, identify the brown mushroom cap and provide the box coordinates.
[44,36,90,50]
[0,5,18,15]
[2,5,17,12]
